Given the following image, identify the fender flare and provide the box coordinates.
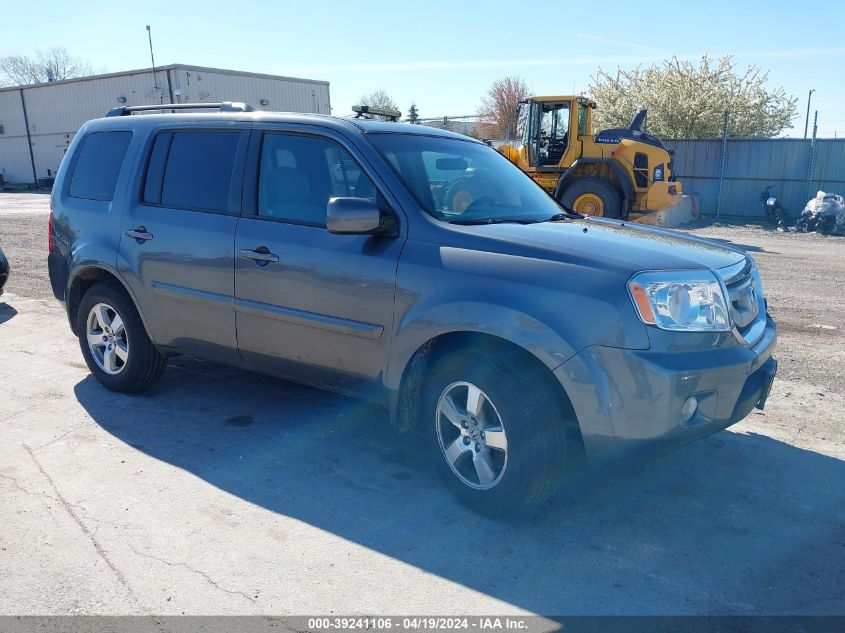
[66,261,154,341]
[554,157,634,206]
[385,300,579,394]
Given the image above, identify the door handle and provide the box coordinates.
[239,248,280,264]
[126,227,153,242]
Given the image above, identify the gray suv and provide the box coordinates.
[48,102,777,514]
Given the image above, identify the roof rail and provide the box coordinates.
[105,101,254,117]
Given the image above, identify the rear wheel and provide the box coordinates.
[559,177,623,219]
[423,349,568,515]
[77,282,167,392]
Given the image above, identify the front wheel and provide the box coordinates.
[559,177,623,219]
[423,350,568,515]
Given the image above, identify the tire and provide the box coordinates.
[422,349,568,516]
[559,177,623,219]
[77,281,167,392]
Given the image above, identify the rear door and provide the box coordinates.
[233,127,405,395]
[118,123,249,363]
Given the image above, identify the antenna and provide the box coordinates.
[146,25,161,101]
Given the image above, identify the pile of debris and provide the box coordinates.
[796,191,845,236]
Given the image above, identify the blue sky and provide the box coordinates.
[6,0,845,137]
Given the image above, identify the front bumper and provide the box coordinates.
[555,315,777,457]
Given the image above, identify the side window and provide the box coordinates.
[553,106,570,139]
[258,134,377,225]
[577,105,587,137]
[68,131,132,201]
[143,130,240,212]
[516,102,529,143]
[142,132,172,204]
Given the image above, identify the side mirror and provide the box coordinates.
[326,197,392,235]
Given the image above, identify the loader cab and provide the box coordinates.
[516,96,593,170]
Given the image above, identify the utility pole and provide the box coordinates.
[146,25,161,102]
[716,110,729,219]
[803,89,815,139]
[805,110,819,201]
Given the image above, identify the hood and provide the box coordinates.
[455,218,746,275]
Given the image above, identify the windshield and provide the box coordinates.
[369,133,564,224]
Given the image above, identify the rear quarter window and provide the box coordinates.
[68,131,133,201]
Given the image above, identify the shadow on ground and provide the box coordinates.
[74,356,845,614]
[0,302,18,324]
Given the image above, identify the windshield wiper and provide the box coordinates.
[446,217,541,225]
[543,206,583,222]
[543,213,569,222]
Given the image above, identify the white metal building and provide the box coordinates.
[0,64,331,185]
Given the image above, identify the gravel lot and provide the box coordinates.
[1,192,843,616]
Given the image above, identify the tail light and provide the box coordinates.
[48,203,55,253]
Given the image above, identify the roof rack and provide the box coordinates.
[105,101,254,117]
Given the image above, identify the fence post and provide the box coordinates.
[805,110,818,201]
[715,111,729,219]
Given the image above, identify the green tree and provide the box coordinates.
[589,55,798,138]
[406,103,420,124]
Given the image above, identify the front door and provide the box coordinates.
[537,102,571,167]
[524,101,541,167]
[234,129,404,395]
[118,125,249,364]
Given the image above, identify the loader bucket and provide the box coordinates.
[631,195,697,228]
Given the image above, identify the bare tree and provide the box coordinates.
[590,55,798,138]
[0,47,93,86]
[477,76,530,140]
[357,90,399,120]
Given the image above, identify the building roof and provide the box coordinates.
[0,63,329,93]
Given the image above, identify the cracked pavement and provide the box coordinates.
[1,195,844,615]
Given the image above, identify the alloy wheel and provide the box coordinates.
[435,381,508,490]
[86,302,129,375]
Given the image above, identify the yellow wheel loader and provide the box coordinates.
[498,96,695,226]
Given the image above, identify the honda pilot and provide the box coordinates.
[47,102,777,514]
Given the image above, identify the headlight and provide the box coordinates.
[628,270,731,332]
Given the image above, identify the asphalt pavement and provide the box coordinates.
[1,193,843,615]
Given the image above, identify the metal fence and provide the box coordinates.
[664,138,845,218]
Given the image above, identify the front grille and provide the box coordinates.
[720,258,765,345]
